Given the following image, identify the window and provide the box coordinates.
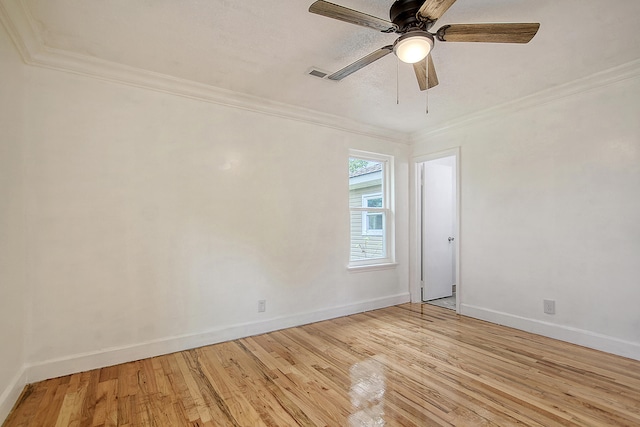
[349,151,394,266]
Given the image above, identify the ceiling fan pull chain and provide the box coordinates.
[396,57,400,105]
[425,59,429,114]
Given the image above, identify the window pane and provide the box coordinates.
[349,158,384,206]
[348,158,370,174]
[350,211,385,261]
[367,213,383,230]
[367,197,382,208]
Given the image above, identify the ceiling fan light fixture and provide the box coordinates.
[393,31,434,64]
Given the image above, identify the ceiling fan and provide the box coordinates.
[309,0,540,91]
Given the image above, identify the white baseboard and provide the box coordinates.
[460,303,640,361]
[26,293,410,384]
[0,366,27,424]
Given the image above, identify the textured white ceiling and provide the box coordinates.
[13,0,640,133]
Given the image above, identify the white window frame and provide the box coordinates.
[361,193,384,236]
[348,149,395,269]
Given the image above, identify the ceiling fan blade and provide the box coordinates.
[436,23,540,43]
[309,0,397,33]
[413,54,439,91]
[418,0,458,24]
[328,46,394,81]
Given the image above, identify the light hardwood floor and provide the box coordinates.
[4,303,640,426]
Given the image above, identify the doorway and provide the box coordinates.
[414,150,459,312]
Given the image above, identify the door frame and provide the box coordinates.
[410,147,461,313]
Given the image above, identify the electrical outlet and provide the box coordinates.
[543,299,556,315]
[258,300,266,313]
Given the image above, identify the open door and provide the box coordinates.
[421,155,456,301]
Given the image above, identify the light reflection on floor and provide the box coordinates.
[349,357,387,427]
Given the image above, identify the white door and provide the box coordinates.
[422,157,455,301]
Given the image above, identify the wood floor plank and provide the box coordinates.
[211,341,315,427]
[53,373,87,427]
[194,343,262,426]
[30,381,61,427]
[91,379,117,427]
[4,385,45,427]
[4,303,640,427]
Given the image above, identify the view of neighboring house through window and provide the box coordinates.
[349,151,393,266]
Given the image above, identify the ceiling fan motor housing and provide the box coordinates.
[390,0,429,32]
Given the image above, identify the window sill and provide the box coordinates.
[347,262,398,273]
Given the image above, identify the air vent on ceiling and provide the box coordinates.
[307,67,329,79]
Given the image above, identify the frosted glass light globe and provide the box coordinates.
[394,33,434,64]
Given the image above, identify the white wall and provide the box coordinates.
[0,24,27,421]
[412,73,640,359]
[2,43,410,383]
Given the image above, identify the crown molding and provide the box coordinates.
[410,58,640,142]
[0,0,409,145]
[0,0,37,60]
